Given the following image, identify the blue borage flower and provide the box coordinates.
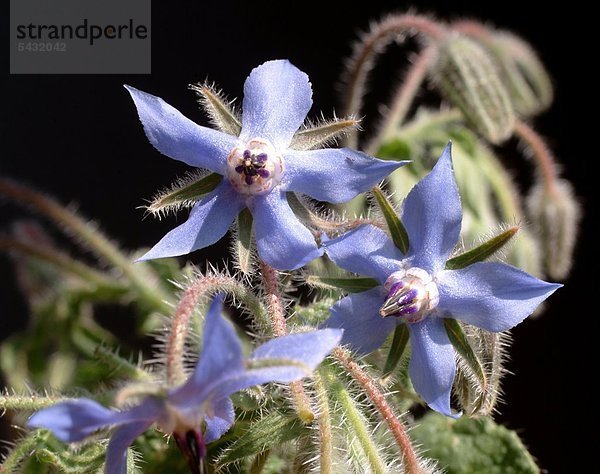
[322,144,561,416]
[125,60,405,270]
[28,296,342,474]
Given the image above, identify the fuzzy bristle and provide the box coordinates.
[144,170,216,220]
[189,81,242,136]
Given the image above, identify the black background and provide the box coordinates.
[2,1,595,472]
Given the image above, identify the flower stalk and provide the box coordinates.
[260,261,315,423]
[513,120,559,195]
[342,14,445,147]
[0,178,172,315]
[333,347,422,474]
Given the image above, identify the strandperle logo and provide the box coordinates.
[15,18,149,46]
[10,0,151,74]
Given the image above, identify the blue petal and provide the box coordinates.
[323,288,398,354]
[283,149,407,203]
[436,262,562,332]
[105,420,153,474]
[125,85,237,173]
[27,397,163,443]
[170,295,244,407]
[241,60,312,149]
[204,397,235,443]
[249,189,322,270]
[200,367,312,405]
[408,318,456,417]
[402,143,462,273]
[250,328,342,369]
[138,181,244,261]
[177,329,340,416]
[27,399,120,443]
[323,225,404,283]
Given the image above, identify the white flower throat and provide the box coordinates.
[380,267,439,323]
[226,138,283,196]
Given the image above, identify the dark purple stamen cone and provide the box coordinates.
[380,288,419,317]
[256,168,270,178]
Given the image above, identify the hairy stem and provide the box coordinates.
[367,46,437,154]
[0,178,171,314]
[0,393,68,411]
[342,13,445,148]
[0,236,124,291]
[259,262,288,338]
[452,19,492,39]
[313,371,334,474]
[0,432,42,472]
[333,347,421,473]
[323,368,387,473]
[260,261,315,423]
[166,274,266,386]
[513,120,559,195]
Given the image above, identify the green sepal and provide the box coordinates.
[444,319,487,392]
[217,410,310,465]
[411,412,539,473]
[235,208,254,274]
[382,324,410,378]
[189,82,242,136]
[304,275,379,293]
[290,118,359,151]
[147,172,222,216]
[371,187,409,254]
[445,226,519,270]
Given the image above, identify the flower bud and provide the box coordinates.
[431,34,515,144]
[489,31,554,117]
[527,178,581,279]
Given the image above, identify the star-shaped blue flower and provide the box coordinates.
[28,296,342,474]
[322,143,561,416]
[126,60,404,270]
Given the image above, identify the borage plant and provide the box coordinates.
[1,11,577,474]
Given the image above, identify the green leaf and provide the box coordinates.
[411,412,539,473]
[376,138,412,161]
[217,410,310,465]
[235,208,255,275]
[444,319,487,392]
[371,187,409,254]
[290,118,359,151]
[382,324,409,378]
[445,226,519,270]
[147,172,222,217]
[304,275,379,293]
[93,345,152,382]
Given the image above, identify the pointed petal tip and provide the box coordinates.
[438,141,454,166]
[135,248,179,262]
[427,400,461,419]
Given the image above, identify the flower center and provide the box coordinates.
[226,138,283,196]
[380,267,439,323]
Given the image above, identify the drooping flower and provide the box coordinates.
[28,295,342,474]
[322,143,560,416]
[126,60,405,270]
